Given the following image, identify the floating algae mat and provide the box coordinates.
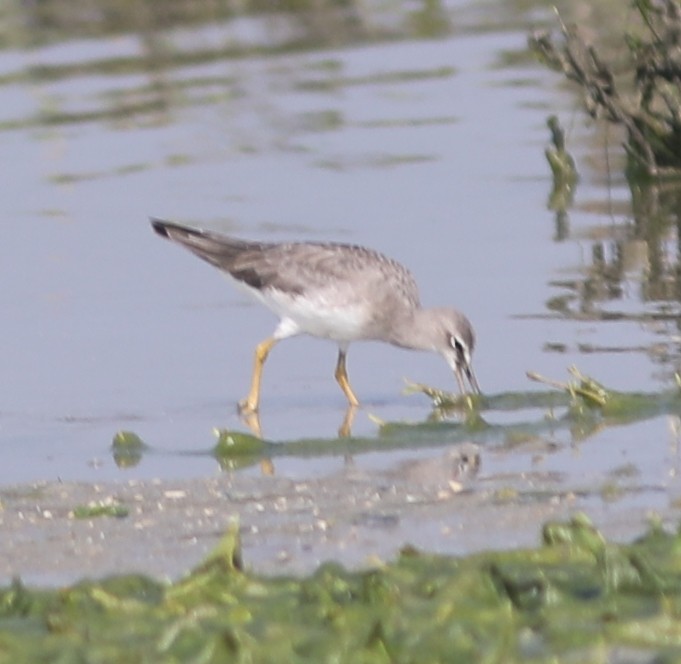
[110,367,681,473]
[409,366,681,419]
[3,516,681,661]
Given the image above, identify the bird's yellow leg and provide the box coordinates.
[240,409,263,438]
[338,405,357,438]
[239,337,277,414]
[334,349,360,408]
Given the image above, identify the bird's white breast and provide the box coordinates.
[224,267,381,342]
[266,287,369,341]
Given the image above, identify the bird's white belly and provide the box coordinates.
[253,285,368,341]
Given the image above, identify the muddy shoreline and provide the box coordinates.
[1,445,673,586]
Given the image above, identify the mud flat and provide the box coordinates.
[0,445,672,585]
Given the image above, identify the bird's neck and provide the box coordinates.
[387,307,438,352]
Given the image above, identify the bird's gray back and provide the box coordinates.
[264,242,418,304]
[179,230,420,308]
[153,220,422,333]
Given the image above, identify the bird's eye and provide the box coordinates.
[449,334,465,360]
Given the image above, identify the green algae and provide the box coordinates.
[107,367,681,474]
[3,516,681,661]
[72,502,129,519]
[213,429,265,457]
[111,431,150,469]
[411,366,681,423]
[545,115,578,212]
[212,428,272,471]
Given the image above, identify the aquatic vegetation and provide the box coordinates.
[2,516,681,660]
[72,501,129,519]
[212,428,267,458]
[545,115,578,212]
[410,365,680,422]
[107,367,680,473]
[530,0,681,178]
[111,431,150,469]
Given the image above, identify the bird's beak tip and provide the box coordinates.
[466,366,481,396]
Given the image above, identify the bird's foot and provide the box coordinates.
[237,403,263,438]
[237,398,258,415]
[338,405,358,438]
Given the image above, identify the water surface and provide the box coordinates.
[1,0,678,524]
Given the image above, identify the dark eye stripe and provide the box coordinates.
[448,334,466,360]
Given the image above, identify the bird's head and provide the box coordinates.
[436,309,480,395]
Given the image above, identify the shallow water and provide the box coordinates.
[1,0,679,527]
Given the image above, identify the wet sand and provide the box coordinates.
[0,445,672,586]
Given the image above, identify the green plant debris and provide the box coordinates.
[102,368,681,472]
[527,366,670,419]
[409,366,680,423]
[545,114,578,211]
[3,515,681,660]
[111,431,147,450]
[72,501,129,519]
[212,428,273,470]
[213,429,266,457]
[493,487,519,503]
[404,380,484,411]
[111,430,150,468]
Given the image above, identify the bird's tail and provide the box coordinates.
[150,217,251,269]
